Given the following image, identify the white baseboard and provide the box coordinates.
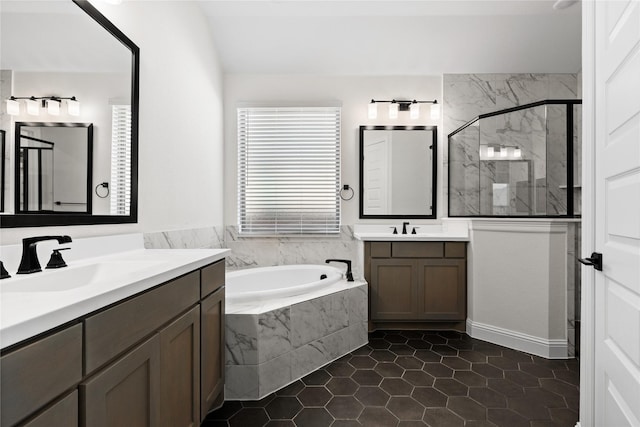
[466,319,569,359]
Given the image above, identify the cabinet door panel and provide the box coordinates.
[160,306,200,427]
[81,335,160,427]
[370,259,418,320]
[201,260,225,298]
[201,286,224,421]
[418,260,466,320]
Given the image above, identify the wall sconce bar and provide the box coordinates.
[368,99,439,120]
[5,96,81,117]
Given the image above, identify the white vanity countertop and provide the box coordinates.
[0,234,228,349]
[353,222,470,242]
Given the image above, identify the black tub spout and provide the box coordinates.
[325,259,354,282]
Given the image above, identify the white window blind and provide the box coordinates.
[110,105,132,215]
[238,106,341,235]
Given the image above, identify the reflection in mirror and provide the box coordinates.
[359,126,437,219]
[16,122,93,214]
[0,0,139,227]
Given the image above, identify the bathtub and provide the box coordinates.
[225,264,343,304]
[224,264,368,400]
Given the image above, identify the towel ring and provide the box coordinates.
[340,185,354,201]
[95,182,110,199]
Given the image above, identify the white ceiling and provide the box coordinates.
[197,0,582,75]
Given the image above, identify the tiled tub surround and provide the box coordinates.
[225,279,368,400]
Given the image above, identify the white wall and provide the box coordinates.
[223,74,442,227]
[1,1,225,244]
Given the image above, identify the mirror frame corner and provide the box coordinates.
[359,125,438,220]
[1,0,139,228]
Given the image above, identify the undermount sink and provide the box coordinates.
[1,260,163,293]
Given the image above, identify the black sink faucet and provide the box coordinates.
[402,222,410,235]
[17,235,72,274]
[325,259,354,282]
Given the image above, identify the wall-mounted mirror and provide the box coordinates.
[359,125,437,219]
[1,129,5,212]
[16,122,93,214]
[0,0,139,228]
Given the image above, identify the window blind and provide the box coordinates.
[238,106,341,235]
[110,105,132,215]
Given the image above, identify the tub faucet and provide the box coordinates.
[325,259,354,282]
[402,222,410,234]
[17,235,72,274]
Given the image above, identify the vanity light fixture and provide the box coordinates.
[487,146,495,158]
[367,99,440,120]
[5,96,80,117]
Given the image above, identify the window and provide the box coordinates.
[238,106,341,235]
[110,105,132,215]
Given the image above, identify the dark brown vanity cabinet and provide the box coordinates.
[366,242,467,328]
[0,258,226,427]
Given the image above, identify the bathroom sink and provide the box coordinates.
[1,260,163,293]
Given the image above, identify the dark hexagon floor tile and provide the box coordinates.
[331,420,362,427]
[433,378,468,396]
[458,350,488,363]
[297,386,332,406]
[265,421,295,427]
[439,331,465,340]
[395,356,423,370]
[422,362,453,378]
[369,338,391,350]
[374,362,405,378]
[422,333,448,345]
[454,370,487,387]
[507,396,551,421]
[389,344,415,355]
[447,340,475,350]
[406,339,432,349]
[386,396,426,420]
[385,334,408,344]
[370,349,396,362]
[539,378,579,399]
[403,370,435,387]
[565,359,579,372]
[380,378,414,396]
[564,391,580,412]
[432,345,459,356]
[523,386,567,408]
[487,356,519,371]
[302,369,332,386]
[529,421,562,427]
[243,394,276,407]
[414,350,442,363]
[548,407,579,425]
[469,387,507,408]
[400,330,425,339]
[265,396,303,420]
[200,420,229,427]
[369,330,386,339]
[500,348,533,363]
[422,407,464,427]
[326,377,359,396]
[473,344,504,357]
[531,355,564,368]
[486,408,530,427]
[464,421,499,427]
[447,396,487,420]
[351,369,383,386]
[357,407,399,427]
[326,396,364,419]
[207,400,243,420]
[518,363,554,378]
[397,421,428,427]
[326,362,356,377]
[350,345,373,356]
[293,407,334,427]
[229,407,269,427]
[553,368,580,386]
[504,370,540,387]
[472,363,504,379]
[276,380,305,396]
[411,387,448,407]
[442,356,471,371]
[349,356,377,369]
[486,378,524,398]
[354,386,391,406]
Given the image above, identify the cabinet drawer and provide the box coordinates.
[201,259,225,298]
[85,272,199,374]
[370,242,391,258]
[1,324,82,427]
[445,242,466,258]
[23,391,78,427]
[392,242,443,258]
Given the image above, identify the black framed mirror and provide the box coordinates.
[359,125,437,219]
[0,0,139,228]
[15,122,93,215]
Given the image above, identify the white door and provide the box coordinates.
[363,132,389,214]
[589,1,640,426]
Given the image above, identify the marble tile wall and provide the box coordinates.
[444,73,579,217]
[225,284,368,400]
[143,226,225,249]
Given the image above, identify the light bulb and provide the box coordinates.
[26,98,39,116]
[389,102,399,119]
[368,101,377,119]
[500,147,508,158]
[487,146,494,158]
[67,98,80,116]
[430,102,441,120]
[47,99,60,115]
[6,98,19,115]
[514,147,522,158]
[409,102,420,119]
